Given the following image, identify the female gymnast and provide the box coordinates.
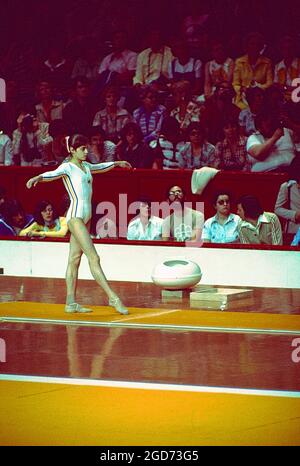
[26,134,132,315]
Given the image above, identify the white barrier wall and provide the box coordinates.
[1,240,300,289]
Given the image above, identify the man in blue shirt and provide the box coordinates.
[202,191,241,243]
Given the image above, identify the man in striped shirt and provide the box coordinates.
[133,86,165,143]
[237,195,282,245]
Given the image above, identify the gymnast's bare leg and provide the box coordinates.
[65,217,128,315]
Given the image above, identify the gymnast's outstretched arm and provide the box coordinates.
[86,161,132,174]
[26,164,68,188]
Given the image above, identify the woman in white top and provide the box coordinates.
[26,134,132,315]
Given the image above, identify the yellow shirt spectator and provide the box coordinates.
[233,54,273,109]
[20,216,68,238]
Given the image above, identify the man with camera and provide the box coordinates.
[12,110,52,166]
[246,110,297,172]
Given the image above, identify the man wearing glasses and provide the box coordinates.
[162,185,204,242]
[202,191,241,243]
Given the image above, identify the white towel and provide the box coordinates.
[191,167,220,195]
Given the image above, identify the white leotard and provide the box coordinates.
[41,161,114,223]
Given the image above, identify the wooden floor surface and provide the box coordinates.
[0,276,300,445]
[1,276,300,314]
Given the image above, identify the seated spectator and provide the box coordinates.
[274,35,300,101]
[214,118,248,170]
[35,80,65,124]
[127,197,163,240]
[118,122,155,168]
[12,110,52,166]
[72,42,101,82]
[98,30,137,86]
[162,185,204,241]
[133,86,165,143]
[133,28,173,87]
[201,82,240,144]
[204,40,234,99]
[93,85,132,143]
[0,199,34,236]
[19,200,68,238]
[168,38,202,94]
[202,191,241,243]
[170,81,201,132]
[0,115,13,165]
[150,117,185,169]
[63,76,96,135]
[87,126,116,163]
[237,195,283,245]
[233,32,273,109]
[178,122,216,169]
[239,87,264,136]
[291,227,300,246]
[246,111,296,172]
[274,156,300,235]
[39,42,71,100]
[272,96,300,151]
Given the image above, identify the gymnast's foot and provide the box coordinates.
[109,296,129,315]
[65,303,93,313]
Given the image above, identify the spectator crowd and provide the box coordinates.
[0,0,300,246]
